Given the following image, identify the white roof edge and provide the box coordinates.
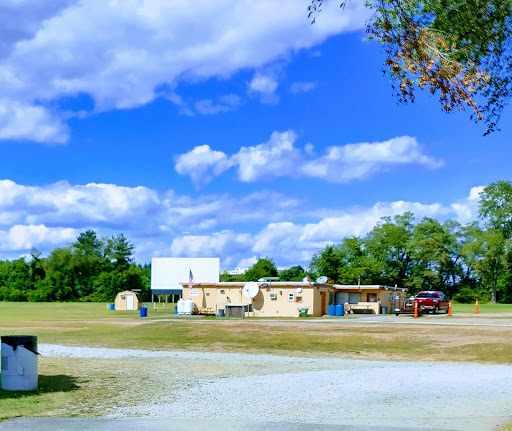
[180,281,328,287]
[333,284,407,291]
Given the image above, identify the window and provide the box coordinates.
[220,289,225,294]
[417,292,437,298]
[295,296,303,303]
[329,292,334,305]
[288,293,295,301]
[367,293,377,302]
[206,293,210,297]
[348,292,361,304]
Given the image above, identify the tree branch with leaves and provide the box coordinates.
[309,0,512,134]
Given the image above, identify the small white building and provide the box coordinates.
[227,267,248,275]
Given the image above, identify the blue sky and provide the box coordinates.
[0,0,511,270]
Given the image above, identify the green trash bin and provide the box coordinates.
[299,308,309,317]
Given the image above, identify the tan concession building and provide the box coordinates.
[181,281,407,317]
[114,290,142,311]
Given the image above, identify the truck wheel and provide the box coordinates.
[434,306,439,314]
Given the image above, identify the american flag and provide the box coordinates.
[188,269,193,289]
[306,273,312,287]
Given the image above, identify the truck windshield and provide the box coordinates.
[417,292,437,298]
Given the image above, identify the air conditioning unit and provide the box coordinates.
[269,293,277,300]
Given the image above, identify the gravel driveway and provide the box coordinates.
[24,344,512,431]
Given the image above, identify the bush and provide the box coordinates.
[452,287,479,303]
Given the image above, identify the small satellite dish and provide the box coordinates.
[242,282,259,299]
[316,276,328,284]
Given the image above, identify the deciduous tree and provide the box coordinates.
[244,257,278,281]
[309,0,512,133]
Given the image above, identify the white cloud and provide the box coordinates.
[0,224,77,251]
[450,185,485,224]
[232,130,302,181]
[0,178,488,267]
[0,180,159,228]
[0,0,369,143]
[0,178,301,260]
[194,94,241,115]
[164,187,484,269]
[174,145,232,187]
[0,1,75,58]
[301,136,444,182]
[169,231,252,268]
[290,81,317,94]
[175,132,443,186]
[165,93,194,116]
[248,72,279,103]
[0,99,68,143]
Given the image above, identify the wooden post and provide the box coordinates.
[448,300,452,316]
[475,298,479,314]
[414,299,419,318]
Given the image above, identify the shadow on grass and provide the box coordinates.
[0,374,80,399]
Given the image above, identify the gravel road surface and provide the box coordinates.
[5,344,508,431]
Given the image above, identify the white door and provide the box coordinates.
[126,294,134,310]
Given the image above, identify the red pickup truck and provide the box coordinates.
[415,291,449,314]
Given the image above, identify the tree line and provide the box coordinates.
[223,181,512,303]
[2,181,512,303]
[0,231,150,302]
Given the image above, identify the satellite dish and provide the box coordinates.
[242,282,259,299]
[316,276,328,284]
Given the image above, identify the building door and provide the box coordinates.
[126,294,134,310]
[367,293,377,302]
[321,292,326,315]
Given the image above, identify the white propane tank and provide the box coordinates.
[1,335,39,391]
[177,298,186,315]
[184,299,194,315]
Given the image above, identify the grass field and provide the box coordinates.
[1,301,512,426]
[451,302,512,314]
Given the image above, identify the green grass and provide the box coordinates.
[1,301,512,423]
[0,301,174,322]
[1,302,511,362]
[451,302,512,315]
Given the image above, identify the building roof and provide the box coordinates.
[180,281,329,288]
[333,284,407,291]
[178,282,407,292]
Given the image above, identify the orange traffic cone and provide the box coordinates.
[475,298,479,314]
[414,299,419,318]
[448,300,452,316]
